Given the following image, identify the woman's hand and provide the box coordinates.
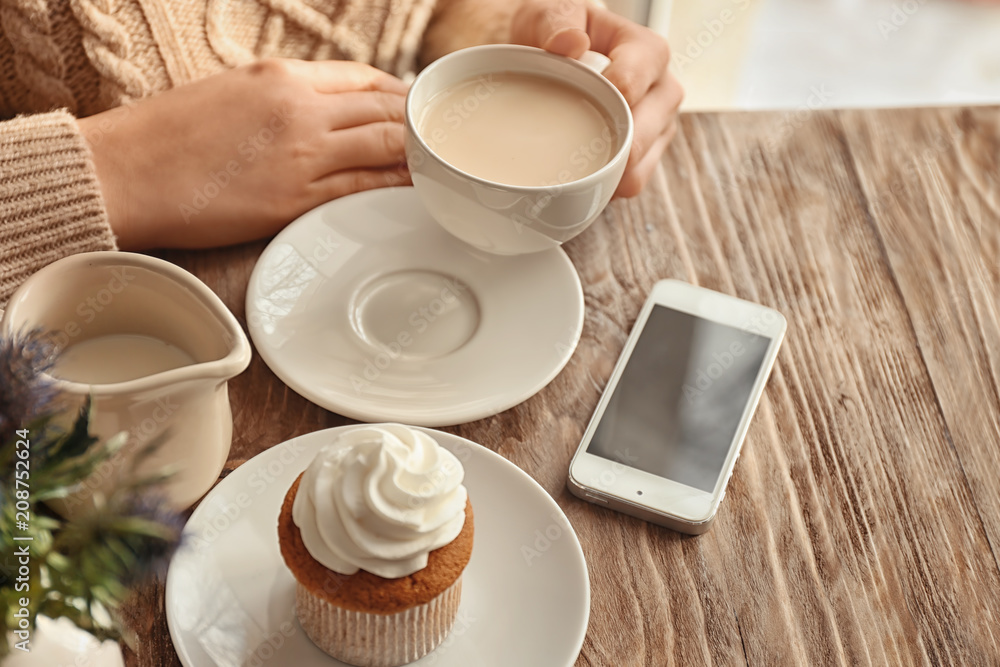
[78,59,410,250]
[510,1,683,197]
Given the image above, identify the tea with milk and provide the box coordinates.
[418,71,616,187]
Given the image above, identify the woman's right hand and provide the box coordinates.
[77,59,411,250]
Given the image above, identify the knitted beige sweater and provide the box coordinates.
[0,0,437,305]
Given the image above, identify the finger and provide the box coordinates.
[310,165,412,203]
[319,121,407,174]
[512,0,591,59]
[294,59,410,96]
[586,9,671,106]
[326,90,407,130]
[614,71,682,197]
[628,73,684,166]
[615,124,676,198]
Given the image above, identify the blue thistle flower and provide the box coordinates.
[0,329,60,442]
[0,331,185,656]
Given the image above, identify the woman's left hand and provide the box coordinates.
[510,0,684,197]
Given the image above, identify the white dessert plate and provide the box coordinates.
[245,187,584,427]
[165,426,590,667]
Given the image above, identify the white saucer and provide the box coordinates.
[165,426,590,667]
[245,187,584,426]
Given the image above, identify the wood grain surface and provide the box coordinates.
[123,105,1000,666]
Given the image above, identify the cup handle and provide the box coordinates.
[579,50,611,74]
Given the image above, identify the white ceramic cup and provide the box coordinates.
[0,252,252,513]
[405,45,634,256]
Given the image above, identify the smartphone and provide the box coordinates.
[567,279,786,534]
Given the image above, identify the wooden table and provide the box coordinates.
[127,105,1000,666]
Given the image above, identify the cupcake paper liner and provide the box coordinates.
[296,575,463,667]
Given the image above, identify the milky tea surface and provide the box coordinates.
[418,71,616,187]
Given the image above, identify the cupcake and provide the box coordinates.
[278,424,473,667]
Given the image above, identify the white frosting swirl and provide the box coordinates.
[292,424,467,579]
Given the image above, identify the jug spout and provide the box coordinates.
[1,252,252,513]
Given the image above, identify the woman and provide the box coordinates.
[0,0,683,304]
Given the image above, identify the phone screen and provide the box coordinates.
[586,305,773,493]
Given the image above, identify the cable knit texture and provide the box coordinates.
[0,0,436,305]
[0,110,115,305]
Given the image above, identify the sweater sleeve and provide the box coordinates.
[366,0,439,77]
[0,110,116,307]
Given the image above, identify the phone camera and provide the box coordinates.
[637,490,643,496]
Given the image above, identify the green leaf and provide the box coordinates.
[51,397,99,461]
[45,551,72,572]
[90,582,126,608]
[122,465,179,492]
[106,517,177,541]
[0,339,183,646]
[105,536,137,566]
